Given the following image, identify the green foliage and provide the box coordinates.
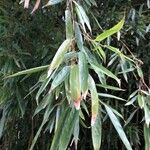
[0,0,150,150]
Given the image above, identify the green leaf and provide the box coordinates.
[144,104,150,127]
[144,123,150,150]
[91,63,120,85]
[75,22,83,50]
[98,93,126,101]
[6,65,49,78]
[105,45,134,62]
[33,93,54,116]
[78,52,88,94]
[36,76,51,104]
[50,66,70,91]
[74,1,91,32]
[70,65,81,110]
[48,39,72,77]
[58,109,79,150]
[88,75,99,126]
[73,116,80,149]
[30,103,54,150]
[65,9,73,39]
[138,94,145,108]
[104,104,132,150]
[95,18,125,42]
[137,65,144,79]
[92,109,102,150]
[97,84,125,91]
[50,107,79,150]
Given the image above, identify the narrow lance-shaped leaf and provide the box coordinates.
[50,107,79,150]
[95,18,125,42]
[144,123,150,150]
[30,102,54,150]
[104,104,132,150]
[6,65,49,78]
[65,9,73,39]
[74,1,91,32]
[78,52,88,96]
[98,93,126,101]
[105,45,134,62]
[48,39,72,77]
[75,22,83,50]
[97,84,125,91]
[144,104,150,127]
[75,5,86,32]
[70,65,81,110]
[58,109,79,150]
[88,75,99,126]
[43,0,63,8]
[91,63,120,85]
[92,108,102,150]
[50,66,70,91]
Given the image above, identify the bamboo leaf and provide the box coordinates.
[48,39,72,77]
[74,1,91,32]
[95,18,124,42]
[75,22,83,50]
[91,63,120,85]
[144,123,150,150]
[65,9,73,39]
[6,65,49,78]
[97,84,125,91]
[88,75,99,126]
[92,108,102,150]
[104,104,132,150]
[50,66,70,91]
[78,52,88,94]
[105,45,134,62]
[50,107,79,150]
[70,65,81,110]
[98,93,126,101]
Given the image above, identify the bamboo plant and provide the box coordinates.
[4,0,150,150]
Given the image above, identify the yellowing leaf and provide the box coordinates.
[95,18,125,42]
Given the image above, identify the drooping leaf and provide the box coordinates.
[78,51,88,94]
[91,63,120,85]
[92,108,102,150]
[48,39,72,77]
[74,1,91,32]
[104,104,132,150]
[30,103,54,150]
[88,75,99,126]
[65,9,73,39]
[75,22,83,50]
[144,123,150,150]
[70,65,81,110]
[33,93,54,116]
[50,66,70,91]
[144,104,150,127]
[50,107,79,150]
